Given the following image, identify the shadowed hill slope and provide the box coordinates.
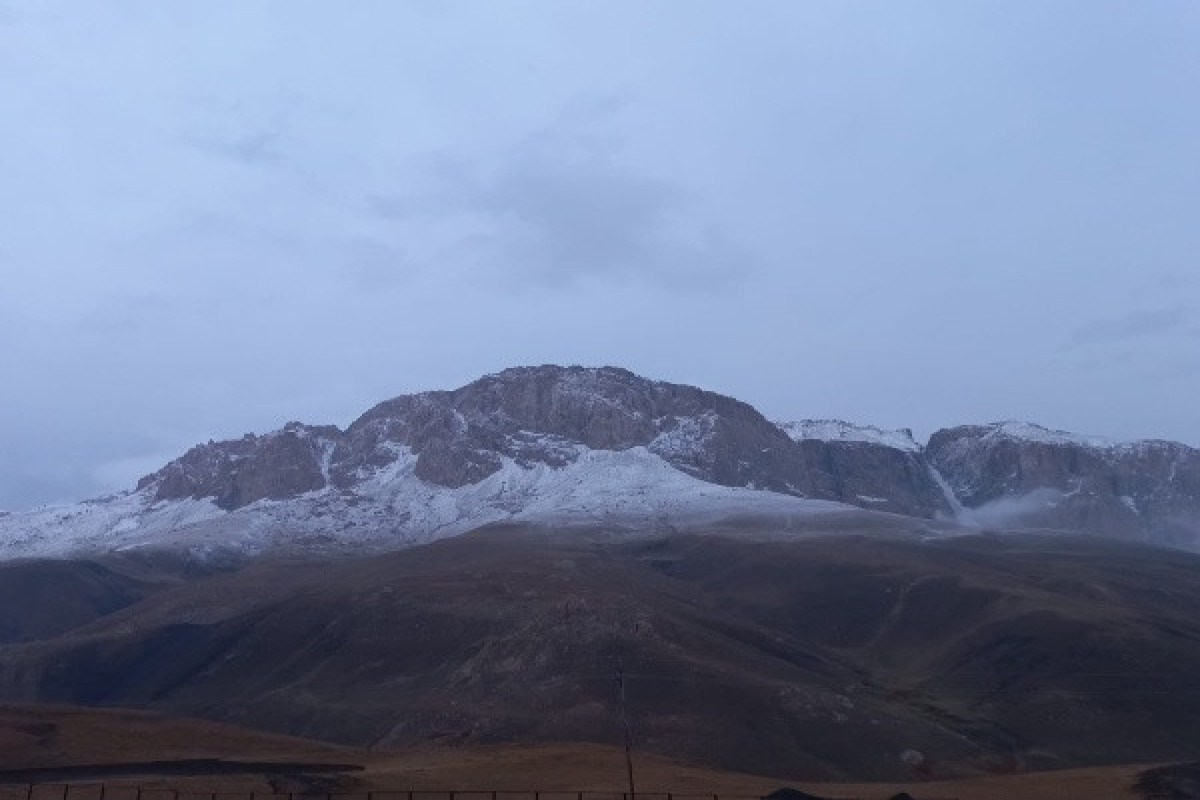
[0,560,157,644]
[0,528,1198,780]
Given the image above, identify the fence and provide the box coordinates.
[0,786,961,800]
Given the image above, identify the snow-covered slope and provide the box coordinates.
[0,445,862,561]
[778,419,921,453]
[953,420,1124,450]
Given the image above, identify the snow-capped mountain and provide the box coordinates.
[2,366,1198,561]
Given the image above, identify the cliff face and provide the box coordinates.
[778,421,954,518]
[926,422,1200,548]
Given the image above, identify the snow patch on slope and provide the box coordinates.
[650,413,717,459]
[778,420,921,453]
[0,445,859,562]
[0,492,225,560]
[982,422,1191,463]
[983,421,1118,449]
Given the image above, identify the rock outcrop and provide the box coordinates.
[138,423,339,511]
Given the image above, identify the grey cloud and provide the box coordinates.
[178,89,299,166]
[170,212,411,295]
[90,451,182,492]
[370,126,753,291]
[334,238,411,292]
[472,154,744,289]
[1155,273,1193,291]
[186,128,284,165]
[1072,307,1193,344]
[1134,356,1200,383]
[0,2,26,24]
[0,427,171,510]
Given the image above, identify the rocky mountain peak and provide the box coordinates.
[137,422,340,510]
[335,363,805,493]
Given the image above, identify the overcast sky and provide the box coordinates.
[2,1,1198,510]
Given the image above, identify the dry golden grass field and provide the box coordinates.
[0,705,1164,800]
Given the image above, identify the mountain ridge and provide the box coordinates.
[2,365,1198,559]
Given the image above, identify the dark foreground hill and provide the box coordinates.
[0,527,1198,781]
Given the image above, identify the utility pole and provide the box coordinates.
[616,654,636,800]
